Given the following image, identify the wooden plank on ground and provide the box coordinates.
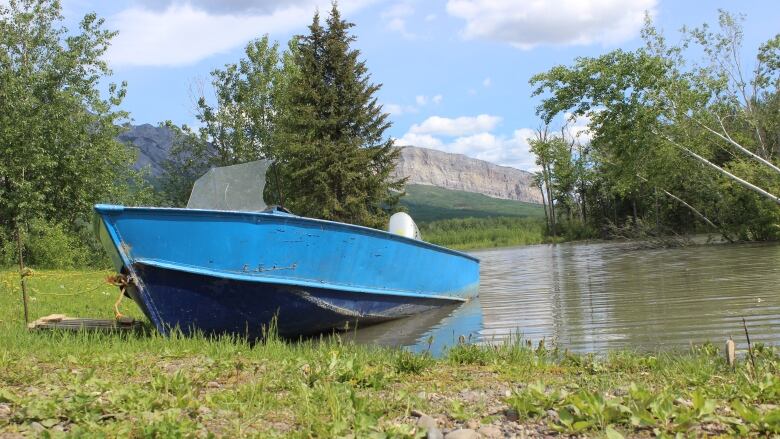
[27,314,143,333]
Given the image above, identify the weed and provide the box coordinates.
[394,349,433,374]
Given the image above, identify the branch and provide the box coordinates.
[695,119,780,174]
[664,135,780,205]
[631,171,734,242]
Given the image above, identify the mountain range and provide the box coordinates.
[119,123,542,205]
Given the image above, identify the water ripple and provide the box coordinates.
[349,241,780,354]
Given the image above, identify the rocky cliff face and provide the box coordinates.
[121,124,541,204]
[119,124,175,176]
[393,146,542,204]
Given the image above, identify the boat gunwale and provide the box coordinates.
[94,204,480,263]
[134,258,471,302]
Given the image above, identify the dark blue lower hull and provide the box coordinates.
[130,263,455,338]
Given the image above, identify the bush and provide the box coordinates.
[0,218,108,269]
[419,216,546,250]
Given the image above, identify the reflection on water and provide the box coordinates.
[349,241,780,354]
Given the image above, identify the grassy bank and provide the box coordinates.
[2,270,779,437]
[420,217,548,250]
[401,185,544,223]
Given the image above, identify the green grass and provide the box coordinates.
[1,270,779,437]
[400,184,543,222]
[421,217,547,250]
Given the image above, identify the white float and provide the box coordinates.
[388,212,422,240]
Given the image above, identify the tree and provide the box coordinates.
[196,35,282,165]
[273,5,404,228]
[157,36,287,207]
[0,0,145,265]
[530,11,780,241]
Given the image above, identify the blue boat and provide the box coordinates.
[93,164,479,337]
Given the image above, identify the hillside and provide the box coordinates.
[400,184,544,222]
[393,145,542,203]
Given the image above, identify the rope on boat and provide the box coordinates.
[106,274,133,319]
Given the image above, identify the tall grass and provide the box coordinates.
[420,216,547,250]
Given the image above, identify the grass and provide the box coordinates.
[400,184,544,222]
[2,270,780,437]
[420,217,548,250]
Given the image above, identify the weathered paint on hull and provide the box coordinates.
[94,204,480,338]
[130,262,454,337]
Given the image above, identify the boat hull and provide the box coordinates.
[94,205,479,338]
[129,262,450,337]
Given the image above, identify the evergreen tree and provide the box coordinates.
[274,5,404,228]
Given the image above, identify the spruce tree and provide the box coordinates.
[274,4,404,228]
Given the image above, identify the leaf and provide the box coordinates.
[573,420,593,432]
[558,407,574,426]
[606,426,625,439]
[0,389,15,403]
[41,418,59,428]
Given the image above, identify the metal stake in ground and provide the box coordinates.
[16,225,30,325]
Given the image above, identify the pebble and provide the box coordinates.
[0,403,11,419]
[477,425,503,438]
[460,390,484,403]
[504,408,519,422]
[444,429,479,439]
[427,426,445,439]
[206,381,221,388]
[417,414,438,430]
[29,422,45,433]
[465,420,479,430]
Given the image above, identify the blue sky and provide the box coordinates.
[56,0,780,170]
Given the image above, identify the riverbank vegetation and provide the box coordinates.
[401,185,544,223]
[420,217,547,250]
[529,12,780,243]
[2,270,779,437]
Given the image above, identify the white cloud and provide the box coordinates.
[394,132,444,149]
[385,94,442,116]
[446,0,657,49]
[384,103,404,115]
[382,2,415,39]
[424,13,437,22]
[409,114,502,137]
[107,0,376,67]
[383,102,419,116]
[482,77,491,87]
[564,112,593,144]
[136,0,313,14]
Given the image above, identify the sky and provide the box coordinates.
[53,0,780,171]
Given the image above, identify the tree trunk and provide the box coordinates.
[667,137,780,205]
[697,120,780,175]
[538,181,550,232]
[545,165,556,237]
[16,224,29,325]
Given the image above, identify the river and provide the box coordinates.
[346,240,780,354]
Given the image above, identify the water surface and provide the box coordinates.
[347,240,780,354]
